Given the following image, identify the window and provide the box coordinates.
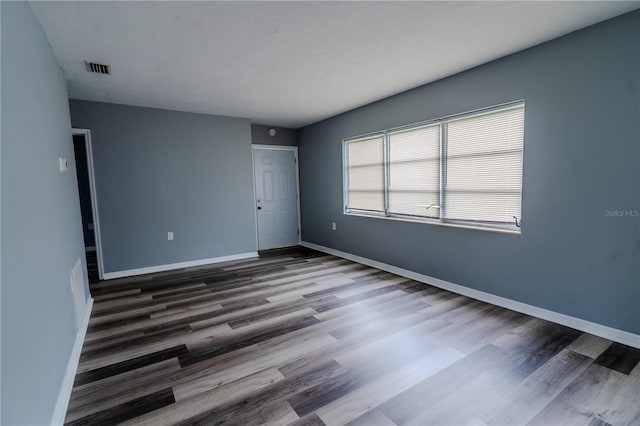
[388,124,440,218]
[343,102,525,232]
[345,135,385,212]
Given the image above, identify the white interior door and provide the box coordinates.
[253,147,300,250]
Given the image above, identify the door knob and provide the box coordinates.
[257,206,262,210]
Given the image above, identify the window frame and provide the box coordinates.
[342,100,525,234]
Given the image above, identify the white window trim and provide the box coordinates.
[342,100,525,234]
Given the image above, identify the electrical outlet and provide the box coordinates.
[167,231,174,241]
[331,222,337,231]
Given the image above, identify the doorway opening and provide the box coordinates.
[72,129,104,282]
[252,145,301,251]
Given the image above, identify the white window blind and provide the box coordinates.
[345,135,384,212]
[444,106,524,224]
[388,124,440,218]
[343,101,525,232]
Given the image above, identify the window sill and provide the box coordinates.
[344,211,521,235]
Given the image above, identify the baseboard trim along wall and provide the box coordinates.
[51,297,94,426]
[102,252,259,280]
[301,241,640,349]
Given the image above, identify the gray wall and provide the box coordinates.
[69,100,257,273]
[298,11,640,335]
[251,124,298,146]
[1,2,89,424]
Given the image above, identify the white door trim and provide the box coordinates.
[251,145,301,249]
[72,128,105,280]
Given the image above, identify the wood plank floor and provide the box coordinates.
[66,246,640,426]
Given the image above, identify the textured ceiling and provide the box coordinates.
[30,1,639,128]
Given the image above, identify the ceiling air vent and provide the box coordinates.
[85,61,111,75]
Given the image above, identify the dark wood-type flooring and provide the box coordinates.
[66,246,640,426]
[86,249,99,284]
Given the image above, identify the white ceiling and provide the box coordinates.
[30,1,639,128]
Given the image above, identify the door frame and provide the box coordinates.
[72,128,105,280]
[251,145,301,250]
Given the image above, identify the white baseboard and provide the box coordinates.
[102,252,259,280]
[51,297,94,426]
[301,241,640,349]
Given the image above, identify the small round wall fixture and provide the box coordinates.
[268,128,277,137]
